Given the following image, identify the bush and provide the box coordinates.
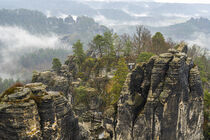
[73,86,88,105]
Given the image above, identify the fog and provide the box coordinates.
[0,26,68,79]
[188,32,210,51]
[94,14,189,28]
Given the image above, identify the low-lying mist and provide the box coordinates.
[0,26,71,80]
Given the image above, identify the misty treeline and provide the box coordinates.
[19,48,71,70]
[88,25,174,60]
[0,48,71,93]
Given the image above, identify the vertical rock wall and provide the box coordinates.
[115,48,204,140]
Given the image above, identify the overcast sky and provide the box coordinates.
[83,0,210,4]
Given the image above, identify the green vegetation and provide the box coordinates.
[152,32,169,54]
[73,86,89,105]
[19,48,70,69]
[52,58,62,72]
[136,52,155,63]
[72,40,85,69]
[108,57,129,105]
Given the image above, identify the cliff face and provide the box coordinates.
[0,83,80,140]
[115,47,204,140]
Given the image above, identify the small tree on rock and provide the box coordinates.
[52,58,62,72]
[72,40,85,68]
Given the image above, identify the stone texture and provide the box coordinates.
[115,49,204,140]
[32,70,73,103]
[0,83,80,140]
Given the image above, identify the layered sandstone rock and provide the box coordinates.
[0,83,80,140]
[115,47,204,140]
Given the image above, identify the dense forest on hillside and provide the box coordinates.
[0,9,108,44]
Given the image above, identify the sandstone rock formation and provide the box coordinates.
[32,65,73,102]
[115,47,204,140]
[0,83,80,140]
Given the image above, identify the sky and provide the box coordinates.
[83,0,210,4]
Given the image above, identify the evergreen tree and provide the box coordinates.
[72,40,85,67]
[52,58,62,72]
[89,34,105,57]
[103,31,116,57]
[152,32,168,54]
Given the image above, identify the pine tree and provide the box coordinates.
[52,58,62,72]
[72,40,85,67]
[152,32,168,54]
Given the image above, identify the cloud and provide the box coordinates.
[162,13,190,18]
[57,13,69,19]
[94,15,118,26]
[0,26,60,50]
[122,9,149,18]
[45,10,52,18]
[94,12,189,28]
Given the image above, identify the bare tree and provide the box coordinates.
[133,25,152,55]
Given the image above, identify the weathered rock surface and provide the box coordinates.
[115,48,204,140]
[0,83,80,140]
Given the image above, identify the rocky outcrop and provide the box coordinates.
[115,47,204,140]
[32,56,80,103]
[0,83,80,140]
[32,70,73,102]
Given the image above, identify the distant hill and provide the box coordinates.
[1,0,210,27]
[150,17,210,40]
[0,9,109,44]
